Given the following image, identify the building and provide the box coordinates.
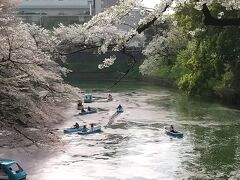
[16,0,119,27]
[17,0,119,17]
[17,0,97,28]
[18,0,91,16]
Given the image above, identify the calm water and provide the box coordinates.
[1,82,240,179]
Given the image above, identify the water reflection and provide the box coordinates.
[173,94,240,179]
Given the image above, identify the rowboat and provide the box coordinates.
[165,129,183,138]
[0,159,27,180]
[78,127,102,135]
[78,108,97,115]
[64,126,83,133]
[84,94,93,103]
[116,108,124,113]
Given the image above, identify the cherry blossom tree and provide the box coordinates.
[53,0,174,67]
[1,0,239,143]
[52,0,240,71]
[0,0,78,145]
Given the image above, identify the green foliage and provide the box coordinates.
[150,65,178,80]
[144,0,240,96]
[177,35,219,94]
[176,26,240,95]
[174,1,204,35]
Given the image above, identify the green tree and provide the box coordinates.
[174,0,240,95]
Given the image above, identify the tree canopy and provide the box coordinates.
[0,0,78,144]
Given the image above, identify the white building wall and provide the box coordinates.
[16,0,120,27]
[19,0,118,15]
[18,0,91,16]
[19,0,89,8]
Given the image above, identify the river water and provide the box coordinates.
[1,82,240,179]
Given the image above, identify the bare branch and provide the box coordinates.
[202,3,240,26]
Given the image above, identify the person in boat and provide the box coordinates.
[90,123,94,131]
[169,125,177,133]
[73,122,80,129]
[77,100,86,112]
[82,125,87,132]
[87,106,91,111]
[108,94,113,101]
[77,100,83,110]
[85,94,91,99]
[117,104,122,109]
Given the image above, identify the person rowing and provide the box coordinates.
[169,125,177,133]
[73,122,80,129]
[77,100,86,112]
[90,123,94,131]
[117,104,122,109]
[87,106,91,111]
[108,94,113,101]
[82,125,87,132]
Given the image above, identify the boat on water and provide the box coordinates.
[165,129,183,138]
[78,108,97,115]
[64,126,84,133]
[84,94,93,103]
[78,127,102,135]
[0,159,27,180]
[116,107,124,113]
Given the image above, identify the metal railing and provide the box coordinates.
[15,14,92,28]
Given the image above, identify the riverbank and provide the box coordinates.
[0,102,73,148]
[142,75,240,110]
[142,76,177,88]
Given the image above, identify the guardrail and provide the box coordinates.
[15,14,92,28]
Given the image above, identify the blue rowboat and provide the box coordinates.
[64,126,84,133]
[79,108,97,115]
[0,159,27,180]
[165,130,183,138]
[116,108,123,113]
[84,94,93,103]
[78,127,102,135]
